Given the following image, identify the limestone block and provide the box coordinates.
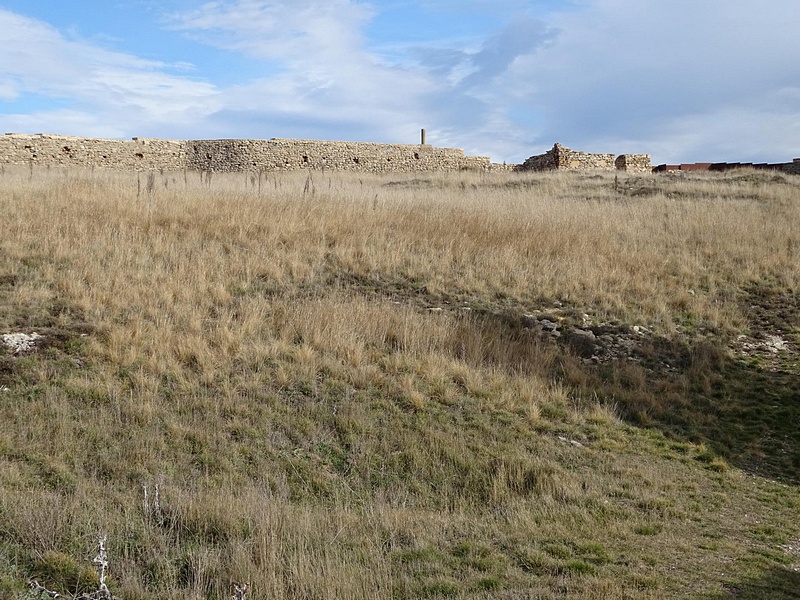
[615,154,651,173]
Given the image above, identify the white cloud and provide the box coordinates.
[167,0,438,142]
[0,8,221,137]
[169,0,374,62]
[498,0,800,162]
[0,80,18,101]
[645,104,800,165]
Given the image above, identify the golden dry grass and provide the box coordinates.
[1,165,799,599]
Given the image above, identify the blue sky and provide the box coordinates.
[1,1,798,164]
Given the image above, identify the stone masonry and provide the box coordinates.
[0,134,186,171]
[519,143,651,173]
[4,133,793,177]
[615,154,652,173]
[186,138,492,173]
[0,133,494,174]
[520,143,616,171]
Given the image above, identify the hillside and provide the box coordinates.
[1,166,799,599]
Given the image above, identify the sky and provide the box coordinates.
[0,1,798,165]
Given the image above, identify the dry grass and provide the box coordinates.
[1,165,799,599]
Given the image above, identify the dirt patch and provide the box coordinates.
[733,284,800,371]
[0,264,95,391]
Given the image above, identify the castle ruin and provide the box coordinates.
[4,133,793,176]
[0,133,654,175]
[0,133,493,173]
[517,143,651,173]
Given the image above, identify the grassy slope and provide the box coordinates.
[0,167,799,599]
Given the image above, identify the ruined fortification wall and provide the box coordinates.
[10,132,792,177]
[186,138,490,173]
[519,143,617,172]
[518,145,560,171]
[615,154,652,173]
[488,162,518,172]
[0,133,492,174]
[0,133,186,171]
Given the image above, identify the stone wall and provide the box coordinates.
[519,143,617,172]
[0,133,186,171]
[488,162,518,172]
[0,133,493,174]
[187,138,492,173]
[518,145,560,171]
[615,154,652,173]
[9,132,792,177]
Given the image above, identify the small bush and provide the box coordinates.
[563,560,595,575]
[474,576,501,591]
[419,580,460,598]
[634,523,663,536]
[32,551,99,595]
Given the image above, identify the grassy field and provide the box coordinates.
[0,165,799,599]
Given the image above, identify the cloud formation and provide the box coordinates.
[0,8,220,138]
[503,0,800,162]
[165,0,438,143]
